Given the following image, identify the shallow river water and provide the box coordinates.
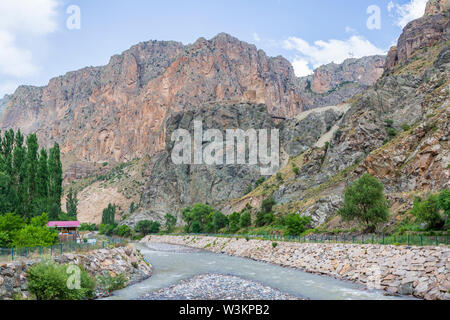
[104,243,412,300]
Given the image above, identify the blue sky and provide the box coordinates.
[0,0,429,97]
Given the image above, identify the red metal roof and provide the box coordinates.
[47,221,81,228]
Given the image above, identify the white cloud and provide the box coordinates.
[0,31,36,77]
[389,0,428,28]
[284,35,386,76]
[291,58,313,77]
[0,0,59,35]
[253,33,261,42]
[0,0,59,79]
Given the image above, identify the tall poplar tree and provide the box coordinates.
[48,143,63,218]
[25,134,39,218]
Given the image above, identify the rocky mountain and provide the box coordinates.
[385,6,449,70]
[0,32,390,224]
[225,5,449,229]
[298,56,385,109]
[0,34,383,168]
[0,34,304,165]
[123,102,346,225]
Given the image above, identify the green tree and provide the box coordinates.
[338,173,389,232]
[48,143,63,218]
[66,187,78,220]
[285,214,312,236]
[135,220,160,235]
[239,210,252,229]
[0,213,25,247]
[12,130,27,216]
[36,148,49,214]
[101,203,116,225]
[212,211,228,233]
[164,213,177,232]
[181,203,215,233]
[117,225,132,237]
[261,197,276,214]
[437,189,450,217]
[25,134,39,218]
[411,194,445,230]
[228,212,241,233]
[13,224,57,247]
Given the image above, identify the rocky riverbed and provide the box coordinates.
[141,235,450,300]
[139,273,302,300]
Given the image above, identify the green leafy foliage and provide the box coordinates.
[79,223,98,231]
[284,214,313,236]
[96,272,128,294]
[338,173,389,232]
[27,262,95,300]
[239,210,252,229]
[117,225,132,237]
[0,130,63,219]
[101,203,116,225]
[99,223,118,236]
[134,220,160,235]
[411,191,447,230]
[228,212,241,233]
[164,213,177,232]
[65,187,78,220]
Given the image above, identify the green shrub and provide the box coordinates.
[255,177,265,187]
[99,223,118,236]
[276,172,283,182]
[401,123,411,131]
[79,223,98,232]
[239,210,252,229]
[272,242,278,248]
[292,165,300,176]
[134,220,160,235]
[96,272,128,294]
[117,225,132,237]
[285,214,312,236]
[229,212,241,233]
[164,213,177,232]
[411,193,445,230]
[27,262,95,300]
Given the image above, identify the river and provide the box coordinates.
[104,242,412,300]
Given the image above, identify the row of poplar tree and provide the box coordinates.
[0,129,64,220]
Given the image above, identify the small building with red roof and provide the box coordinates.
[47,221,81,242]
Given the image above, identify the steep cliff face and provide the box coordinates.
[298,56,385,109]
[0,33,385,169]
[226,8,449,228]
[123,103,345,226]
[0,34,304,165]
[385,9,449,71]
[425,0,450,15]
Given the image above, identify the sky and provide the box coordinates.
[0,0,430,98]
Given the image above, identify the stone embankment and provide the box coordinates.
[0,246,152,300]
[142,235,449,300]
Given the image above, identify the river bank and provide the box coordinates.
[141,235,450,300]
[106,242,407,300]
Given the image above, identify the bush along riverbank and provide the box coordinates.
[142,235,449,300]
[0,245,152,300]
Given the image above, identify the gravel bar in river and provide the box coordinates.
[139,273,304,300]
